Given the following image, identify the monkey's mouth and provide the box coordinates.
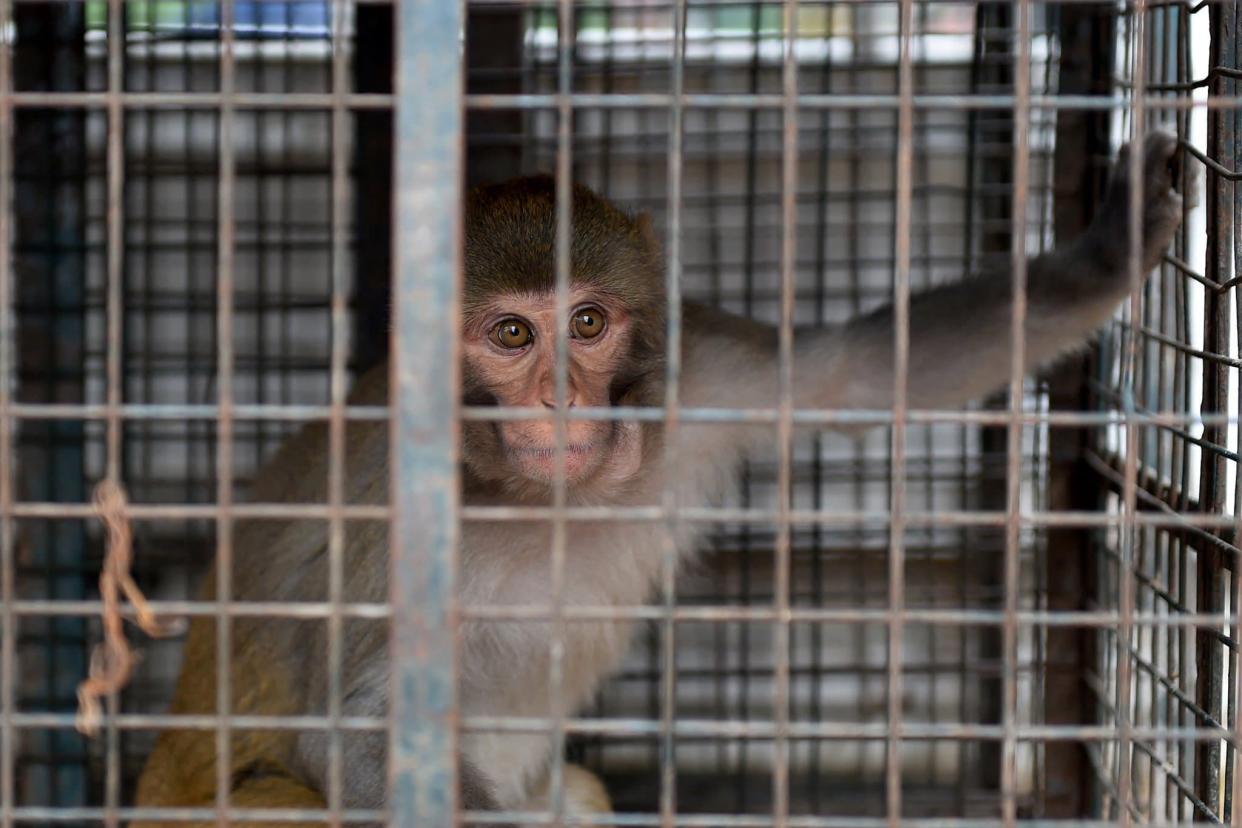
[510,442,596,459]
[502,437,603,482]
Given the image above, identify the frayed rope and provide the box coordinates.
[75,480,180,737]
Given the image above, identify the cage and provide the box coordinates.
[2,0,1240,824]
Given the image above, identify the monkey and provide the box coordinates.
[132,130,1195,826]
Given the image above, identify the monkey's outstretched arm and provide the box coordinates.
[798,131,1194,416]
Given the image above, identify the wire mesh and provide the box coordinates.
[0,0,1236,826]
[1081,0,1242,821]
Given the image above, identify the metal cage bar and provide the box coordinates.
[389,0,463,824]
[0,0,13,822]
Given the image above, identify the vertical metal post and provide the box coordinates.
[887,0,914,821]
[0,0,13,821]
[327,0,352,817]
[213,0,238,822]
[1231,4,1242,810]
[1116,0,1150,819]
[659,1,686,824]
[549,1,574,818]
[774,0,798,823]
[388,0,463,824]
[1003,2,1032,826]
[102,1,124,822]
[1196,0,1235,813]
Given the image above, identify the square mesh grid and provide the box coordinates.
[0,0,1238,825]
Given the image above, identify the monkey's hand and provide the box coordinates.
[521,764,612,816]
[1085,129,1199,278]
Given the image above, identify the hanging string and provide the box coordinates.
[75,479,179,737]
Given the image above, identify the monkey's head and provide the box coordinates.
[460,176,666,493]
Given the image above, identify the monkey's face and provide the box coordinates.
[459,175,667,493]
[462,288,646,488]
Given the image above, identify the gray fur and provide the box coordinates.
[218,131,1192,814]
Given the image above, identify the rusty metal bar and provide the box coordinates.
[772,0,799,823]
[6,401,1242,428]
[14,808,1242,828]
[1003,0,1032,821]
[9,499,1242,532]
[326,0,352,820]
[1182,140,1242,179]
[16,709,1242,744]
[0,0,12,819]
[886,0,915,821]
[100,0,126,821]
[0,90,397,107]
[1196,0,1236,811]
[659,0,687,824]
[1233,0,1242,821]
[1115,0,1150,819]
[388,0,463,823]
[1232,25,1242,809]
[0,90,1233,113]
[3,403,393,421]
[495,91,1242,109]
[213,0,239,822]
[15,599,1242,628]
[545,0,575,820]
[463,93,1242,111]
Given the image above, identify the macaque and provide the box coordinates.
[133,131,1194,825]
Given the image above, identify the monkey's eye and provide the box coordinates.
[571,307,606,340]
[491,319,533,349]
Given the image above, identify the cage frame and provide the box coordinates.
[0,0,1239,824]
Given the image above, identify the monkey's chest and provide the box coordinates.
[456,519,667,704]
[455,516,694,801]
[458,617,637,806]
[459,601,640,711]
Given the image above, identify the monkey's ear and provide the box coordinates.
[635,212,664,252]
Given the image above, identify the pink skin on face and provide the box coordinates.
[463,289,634,484]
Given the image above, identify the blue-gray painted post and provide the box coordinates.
[388,0,463,824]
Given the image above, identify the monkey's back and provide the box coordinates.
[132,365,392,826]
